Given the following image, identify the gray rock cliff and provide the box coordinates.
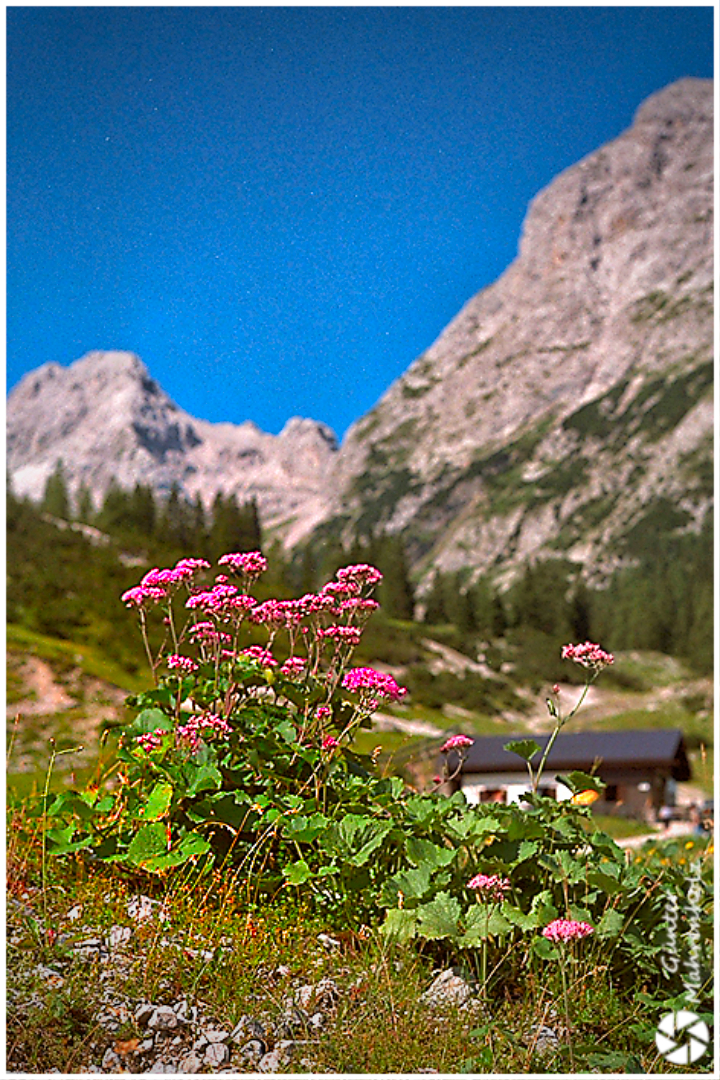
[318,77,713,586]
[7,79,713,586]
[7,350,338,535]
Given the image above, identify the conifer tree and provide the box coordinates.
[41,460,70,519]
[75,482,95,523]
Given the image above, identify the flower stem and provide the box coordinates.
[559,951,575,1070]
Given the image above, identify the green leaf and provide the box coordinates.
[46,825,94,855]
[459,905,511,945]
[283,813,329,844]
[503,739,541,764]
[503,903,542,931]
[555,849,586,884]
[416,892,462,941]
[447,814,502,841]
[383,864,434,904]
[587,869,623,895]
[130,708,173,734]
[126,822,167,867]
[516,839,539,863]
[186,764,223,797]
[350,822,394,867]
[46,792,97,823]
[561,770,606,795]
[587,1052,642,1073]
[531,935,558,960]
[595,908,625,939]
[137,781,173,822]
[178,832,211,856]
[380,907,418,943]
[530,890,558,925]
[404,837,456,870]
[283,860,313,885]
[323,814,393,865]
[131,830,211,872]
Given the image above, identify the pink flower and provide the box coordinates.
[188,622,232,645]
[440,734,474,753]
[121,585,167,608]
[542,918,594,943]
[322,735,339,751]
[135,728,169,753]
[299,591,336,615]
[173,557,211,579]
[280,656,307,679]
[140,567,181,590]
[318,625,363,646]
[336,597,380,618]
[561,642,614,670]
[218,551,268,577]
[315,706,332,721]
[321,580,358,601]
[241,646,277,667]
[249,598,303,627]
[467,873,511,901]
[336,564,383,587]
[185,584,253,622]
[176,712,232,753]
[167,654,199,674]
[186,583,237,611]
[342,667,407,702]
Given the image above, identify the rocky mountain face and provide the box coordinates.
[7,79,713,588]
[7,350,338,540]
[319,77,714,587]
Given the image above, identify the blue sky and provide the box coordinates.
[7,5,714,440]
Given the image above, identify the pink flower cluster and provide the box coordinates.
[440,734,474,753]
[318,625,363,646]
[121,557,210,608]
[336,597,380,619]
[218,551,268,578]
[186,582,256,620]
[561,642,614,670]
[136,728,170,753]
[467,873,511,901]
[342,667,407,702]
[167,654,199,674]
[188,622,232,646]
[322,734,339,751]
[249,598,306,628]
[121,585,167,608]
[542,918,595,943]
[176,712,232,753]
[336,564,383,587]
[280,656,307,679]
[241,646,277,667]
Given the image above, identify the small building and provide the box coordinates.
[441,729,691,821]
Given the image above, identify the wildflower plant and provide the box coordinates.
[541,918,596,1069]
[41,569,713,1012]
[44,553,425,920]
[504,641,615,794]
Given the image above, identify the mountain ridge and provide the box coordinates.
[7,78,713,586]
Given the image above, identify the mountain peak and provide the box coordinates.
[7,350,338,527]
[6,80,712,580]
[320,77,713,585]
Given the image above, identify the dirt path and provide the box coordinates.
[6,655,77,717]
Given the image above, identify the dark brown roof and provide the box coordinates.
[445,728,691,781]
